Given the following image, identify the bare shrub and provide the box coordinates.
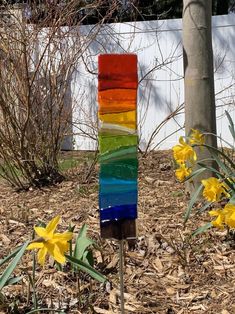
[0,1,114,189]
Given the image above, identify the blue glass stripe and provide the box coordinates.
[100,204,137,222]
[99,190,137,209]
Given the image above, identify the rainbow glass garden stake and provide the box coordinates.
[98,54,138,313]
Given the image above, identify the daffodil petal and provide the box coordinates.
[209,210,220,217]
[27,242,44,250]
[44,242,56,261]
[45,216,60,234]
[38,246,47,266]
[179,136,185,145]
[53,245,66,264]
[224,203,235,213]
[189,129,205,146]
[175,164,192,182]
[56,241,69,254]
[45,242,66,264]
[212,215,224,229]
[201,179,207,186]
[202,177,227,202]
[226,212,235,228]
[52,232,73,242]
[34,226,47,238]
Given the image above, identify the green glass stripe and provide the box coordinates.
[99,134,138,154]
[99,146,137,163]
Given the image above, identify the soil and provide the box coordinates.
[0,150,235,314]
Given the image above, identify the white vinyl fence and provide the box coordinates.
[68,14,235,151]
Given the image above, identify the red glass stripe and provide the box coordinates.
[98,54,138,91]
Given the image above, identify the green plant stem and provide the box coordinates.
[69,239,74,275]
[31,230,38,311]
[32,251,38,310]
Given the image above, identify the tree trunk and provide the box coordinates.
[183,0,217,194]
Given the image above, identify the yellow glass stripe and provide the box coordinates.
[99,110,136,129]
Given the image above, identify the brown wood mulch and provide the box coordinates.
[0,151,235,314]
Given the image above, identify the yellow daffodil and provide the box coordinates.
[201,177,229,202]
[27,216,73,266]
[189,129,205,146]
[175,164,192,182]
[223,203,235,228]
[172,136,197,164]
[209,209,225,229]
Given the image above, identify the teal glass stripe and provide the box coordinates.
[100,178,137,194]
[100,161,138,180]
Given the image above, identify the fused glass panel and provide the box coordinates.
[98,54,138,239]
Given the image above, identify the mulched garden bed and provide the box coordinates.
[0,151,234,313]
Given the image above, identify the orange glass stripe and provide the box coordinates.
[98,89,136,114]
